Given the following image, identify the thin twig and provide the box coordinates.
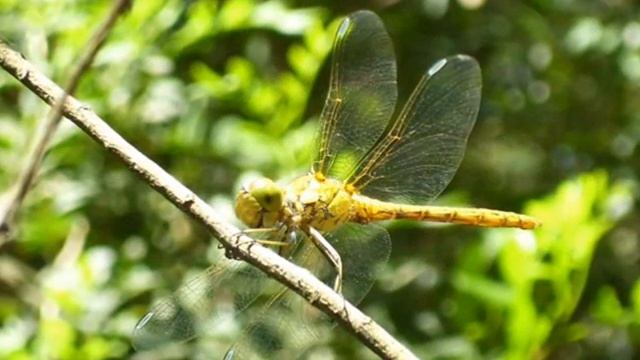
[0,0,132,240]
[0,41,419,360]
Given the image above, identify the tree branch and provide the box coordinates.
[0,0,132,239]
[0,41,418,359]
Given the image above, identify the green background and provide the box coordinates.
[1,0,639,359]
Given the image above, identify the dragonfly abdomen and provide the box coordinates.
[352,195,539,230]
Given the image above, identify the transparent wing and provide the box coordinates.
[313,10,397,180]
[225,223,391,359]
[325,223,391,303]
[132,224,390,357]
[347,55,482,204]
[131,256,266,351]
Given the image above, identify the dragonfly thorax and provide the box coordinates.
[234,175,356,232]
[283,174,355,232]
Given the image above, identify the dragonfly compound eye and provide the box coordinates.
[234,190,262,228]
[248,178,284,212]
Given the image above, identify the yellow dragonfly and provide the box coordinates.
[132,10,539,358]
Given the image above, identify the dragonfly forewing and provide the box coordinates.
[133,224,389,357]
[314,10,398,180]
[132,258,267,351]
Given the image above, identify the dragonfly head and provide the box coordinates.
[235,178,284,228]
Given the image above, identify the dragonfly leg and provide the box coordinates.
[223,228,286,259]
[246,227,292,248]
[308,226,343,293]
[227,226,294,259]
[235,227,279,237]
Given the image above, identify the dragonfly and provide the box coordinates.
[132,10,539,358]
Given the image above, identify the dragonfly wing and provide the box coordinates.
[313,10,397,180]
[131,255,266,351]
[322,223,391,303]
[348,55,482,204]
[225,223,391,359]
[222,239,322,360]
[133,224,390,357]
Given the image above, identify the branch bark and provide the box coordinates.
[0,41,418,360]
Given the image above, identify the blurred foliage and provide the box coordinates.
[1,0,640,359]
